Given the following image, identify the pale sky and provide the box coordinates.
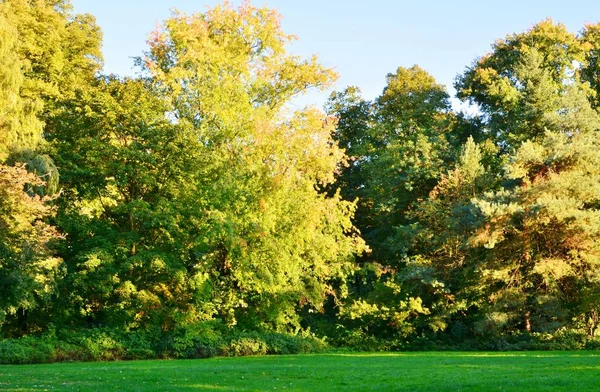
[72,0,600,109]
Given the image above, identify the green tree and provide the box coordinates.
[1,0,102,103]
[397,137,498,336]
[325,87,375,255]
[0,6,43,160]
[51,2,364,333]
[0,0,102,190]
[326,67,457,339]
[328,66,453,266]
[142,3,364,330]
[579,22,600,111]
[456,19,591,149]
[50,76,207,330]
[472,129,600,334]
[0,0,96,334]
[455,19,600,335]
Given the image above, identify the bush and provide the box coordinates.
[0,334,80,364]
[0,323,326,364]
[166,321,328,359]
[221,331,327,356]
[328,327,393,351]
[585,337,600,350]
[168,320,227,359]
[121,330,159,359]
[296,332,328,354]
[0,337,45,364]
[227,336,268,356]
[66,329,125,361]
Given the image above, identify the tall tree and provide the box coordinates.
[328,66,453,266]
[0,0,102,334]
[51,2,364,332]
[472,129,600,334]
[142,3,364,330]
[326,66,458,338]
[1,0,102,189]
[455,20,600,334]
[397,137,499,337]
[50,77,206,329]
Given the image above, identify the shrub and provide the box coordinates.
[227,336,268,356]
[66,329,125,361]
[121,330,159,360]
[0,335,64,364]
[169,321,227,359]
[585,337,600,350]
[0,324,325,364]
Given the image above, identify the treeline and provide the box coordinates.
[1,0,600,361]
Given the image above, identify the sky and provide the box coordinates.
[72,0,600,110]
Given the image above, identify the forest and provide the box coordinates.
[1,0,600,362]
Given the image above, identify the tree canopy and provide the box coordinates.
[1,3,599,353]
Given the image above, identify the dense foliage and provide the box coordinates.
[1,1,600,361]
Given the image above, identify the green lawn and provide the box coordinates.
[1,352,599,391]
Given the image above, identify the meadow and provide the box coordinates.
[1,352,599,391]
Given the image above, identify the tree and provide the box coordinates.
[455,19,600,335]
[50,2,364,332]
[0,6,43,160]
[50,76,207,330]
[472,130,600,334]
[396,137,499,337]
[0,0,102,189]
[1,0,102,103]
[328,66,453,266]
[325,66,459,339]
[577,23,600,110]
[0,0,103,334]
[0,164,60,335]
[456,19,591,149]
[324,87,375,261]
[377,65,451,133]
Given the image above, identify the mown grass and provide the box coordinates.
[1,351,599,391]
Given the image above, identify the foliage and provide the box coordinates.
[136,2,364,330]
[0,164,60,333]
[0,325,327,364]
[324,66,461,340]
[50,76,207,330]
[451,20,600,336]
[0,7,42,160]
[2,1,600,361]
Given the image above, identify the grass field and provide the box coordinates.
[1,352,599,391]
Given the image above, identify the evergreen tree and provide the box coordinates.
[456,19,600,335]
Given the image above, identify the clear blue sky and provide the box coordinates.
[72,0,600,109]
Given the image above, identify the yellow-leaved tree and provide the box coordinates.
[142,2,365,330]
